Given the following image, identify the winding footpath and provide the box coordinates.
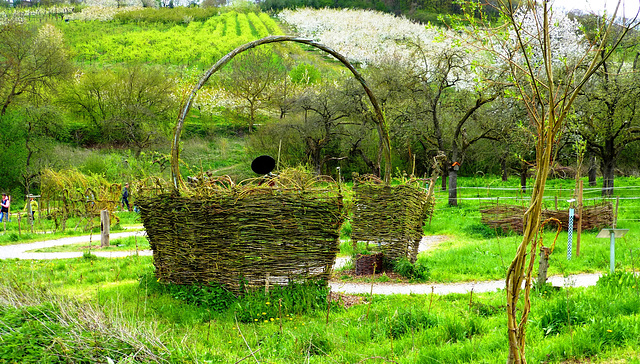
[0,233,603,295]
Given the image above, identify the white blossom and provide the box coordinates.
[278,8,479,89]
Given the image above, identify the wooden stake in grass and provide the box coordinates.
[366,263,376,319]
[234,313,260,364]
[427,286,434,315]
[325,288,331,326]
[278,298,283,335]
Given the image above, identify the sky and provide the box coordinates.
[556,0,640,18]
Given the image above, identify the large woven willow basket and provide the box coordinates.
[137,174,345,293]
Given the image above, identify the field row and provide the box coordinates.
[61,11,283,67]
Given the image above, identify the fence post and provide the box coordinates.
[576,180,583,257]
[100,209,110,248]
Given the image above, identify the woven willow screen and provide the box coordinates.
[480,202,613,233]
[137,176,345,293]
[40,169,121,230]
[351,177,433,263]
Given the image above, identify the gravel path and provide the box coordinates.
[0,233,604,295]
[0,230,150,260]
[329,273,602,295]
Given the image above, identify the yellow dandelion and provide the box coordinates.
[270,318,274,321]
[266,302,270,305]
[254,319,258,322]
[607,329,612,332]
[262,312,266,315]
[228,341,232,344]
[264,320,268,323]
[301,323,305,325]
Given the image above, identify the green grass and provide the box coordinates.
[0,211,143,247]
[30,235,150,253]
[1,258,639,363]
[2,176,640,362]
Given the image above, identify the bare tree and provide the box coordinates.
[457,1,638,362]
[0,22,72,117]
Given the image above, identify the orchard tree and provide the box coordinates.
[62,65,177,156]
[0,22,72,117]
[366,40,507,205]
[572,46,640,196]
[218,48,286,132]
[456,1,639,362]
[290,81,355,175]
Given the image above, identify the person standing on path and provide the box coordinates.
[0,193,10,222]
[121,183,130,211]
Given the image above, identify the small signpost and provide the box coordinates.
[596,228,629,273]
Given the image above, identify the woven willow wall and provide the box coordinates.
[480,202,613,233]
[351,177,433,263]
[137,178,344,293]
[40,169,121,231]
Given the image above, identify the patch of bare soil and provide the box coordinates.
[329,291,364,309]
[418,235,450,252]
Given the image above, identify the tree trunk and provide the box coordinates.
[601,159,615,197]
[501,156,509,182]
[520,163,528,193]
[448,168,458,207]
[588,156,597,187]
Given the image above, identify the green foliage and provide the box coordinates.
[114,6,220,24]
[382,307,437,339]
[144,274,331,323]
[289,62,321,84]
[61,10,284,68]
[597,270,640,291]
[143,273,235,313]
[0,284,171,363]
[392,257,430,281]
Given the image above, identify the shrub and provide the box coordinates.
[393,257,430,281]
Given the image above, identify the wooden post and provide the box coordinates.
[576,180,583,257]
[554,195,558,211]
[613,197,620,228]
[100,209,110,248]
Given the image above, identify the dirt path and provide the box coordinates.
[0,233,603,295]
[329,273,602,295]
[0,231,150,260]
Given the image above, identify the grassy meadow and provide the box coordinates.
[2,176,640,363]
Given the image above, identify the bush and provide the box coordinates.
[142,273,235,313]
[393,257,430,281]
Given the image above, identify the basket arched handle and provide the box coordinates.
[171,35,392,191]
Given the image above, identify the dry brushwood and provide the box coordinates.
[136,170,345,293]
[480,202,613,234]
